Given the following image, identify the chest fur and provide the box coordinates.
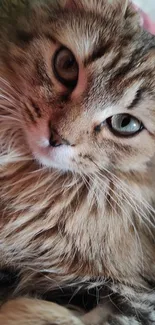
[0,167,155,292]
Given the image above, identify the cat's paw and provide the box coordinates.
[0,298,84,325]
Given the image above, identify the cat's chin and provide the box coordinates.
[33,145,76,172]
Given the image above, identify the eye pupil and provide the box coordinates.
[63,57,74,70]
[121,116,131,128]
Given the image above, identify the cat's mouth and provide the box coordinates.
[33,138,76,172]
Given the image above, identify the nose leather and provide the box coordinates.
[49,128,69,147]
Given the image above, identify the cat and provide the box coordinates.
[0,0,155,324]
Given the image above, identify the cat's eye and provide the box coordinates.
[107,114,144,137]
[53,47,79,89]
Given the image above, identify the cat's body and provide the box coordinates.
[0,0,155,324]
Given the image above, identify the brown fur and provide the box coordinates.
[0,298,84,325]
[0,0,155,324]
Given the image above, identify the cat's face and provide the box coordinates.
[1,0,155,175]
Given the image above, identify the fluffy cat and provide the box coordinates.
[0,0,155,324]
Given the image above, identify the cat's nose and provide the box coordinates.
[49,128,69,147]
[50,128,63,147]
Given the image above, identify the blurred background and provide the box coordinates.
[133,0,155,21]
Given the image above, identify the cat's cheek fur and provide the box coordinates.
[113,131,155,172]
[34,145,76,172]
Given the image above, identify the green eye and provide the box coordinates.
[107,114,144,137]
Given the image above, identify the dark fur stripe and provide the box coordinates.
[84,41,112,66]
[16,30,34,44]
[127,88,145,109]
[25,107,36,124]
[106,52,122,71]
[44,33,56,44]
[31,100,42,118]
[36,59,53,87]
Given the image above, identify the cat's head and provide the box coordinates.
[1,0,155,177]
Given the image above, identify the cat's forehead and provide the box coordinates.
[3,0,155,106]
[3,1,138,63]
[34,1,139,62]
[47,10,122,60]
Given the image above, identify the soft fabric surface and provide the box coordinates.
[138,8,155,34]
[133,0,155,21]
[133,1,155,34]
[142,13,155,34]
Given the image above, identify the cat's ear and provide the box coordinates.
[113,0,141,29]
[113,0,128,16]
[114,0,140,20]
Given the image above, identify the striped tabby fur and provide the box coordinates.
[0,0,155,324]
